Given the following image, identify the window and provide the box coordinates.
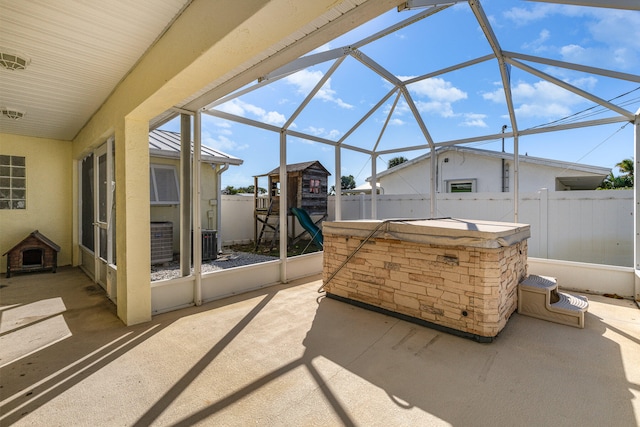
[0,155,26,209]
[446,179,476,193]
[309,179,321,194]
[150,164,179,204]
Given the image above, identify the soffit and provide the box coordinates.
[0,0,191,141]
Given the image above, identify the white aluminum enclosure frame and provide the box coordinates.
[155,0,639,297]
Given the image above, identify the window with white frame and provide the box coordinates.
[150,164,179,204]
[0,155,26,209]
[446,179,476,193]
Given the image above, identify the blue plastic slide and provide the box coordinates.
[291,207,323,249]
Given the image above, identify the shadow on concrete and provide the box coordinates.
[1,267,638,426]
[0,267,300,425]
[148,292,638,426]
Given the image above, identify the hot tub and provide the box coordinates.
[322,218,530,342]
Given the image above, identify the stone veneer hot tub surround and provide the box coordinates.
[322,218,530,342]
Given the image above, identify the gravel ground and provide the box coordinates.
[151,251,278,281]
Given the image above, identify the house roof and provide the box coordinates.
[260,161,331,177]
[370,145,611,181]
[149,129,243,166]
[3,230,60,255]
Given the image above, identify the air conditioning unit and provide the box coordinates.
[151,222,173,264]
[201,230,217,261]
[192,230,217,261]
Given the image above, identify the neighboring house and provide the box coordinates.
[148,129,243,257]
[369,146,610,195]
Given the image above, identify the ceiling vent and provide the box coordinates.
[0,51,31,70]
[1,108,26,120]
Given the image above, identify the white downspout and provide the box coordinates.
[216,163,229,254]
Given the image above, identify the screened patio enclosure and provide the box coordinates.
[159,1,640,260]
[141,0,640,316]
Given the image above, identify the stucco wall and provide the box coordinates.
[379,151,604,194]
[149,156,219,253]
[0,133,73,273]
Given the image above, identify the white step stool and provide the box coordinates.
[518,275,588,328]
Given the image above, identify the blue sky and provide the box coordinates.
[161,1,640,190]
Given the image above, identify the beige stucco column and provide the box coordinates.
[115,117,152,325]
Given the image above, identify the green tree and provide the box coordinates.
[341,175,356,190]
[616,158,634,178]
[598,159,634,190]
[329,175,356,195]
[223,185,267,194]
[388,156,408,169]
[223,185,238,195]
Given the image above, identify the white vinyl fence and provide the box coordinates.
[221,190,633,267]
[328,189,633,267]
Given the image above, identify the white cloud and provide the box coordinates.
[504,5,639,69]
[503,4,558,25]
[393,77,467,119]
[304,126,342,140]
[202,131,248,152]
[306,126,325,136]
[216,99,245,116]
[460,113,488,128]
[482,86,505,103]
[286,69,323,94]
[513,102,572,119]
[403,77,467,102]
[383,99,411,117]
[560,44,585,60]
[560,43,638,70]
[415,100,455,118]
[285,69,353,109]
[523,29,550,52]
[483,77,597,119]
[390,118,405,126]
[216,99,286,126]
[327,129,342,139]
[263,111,286,125]
[588,10,640,50]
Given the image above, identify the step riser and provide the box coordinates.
[517,289,585,328]
[517,274,588,329]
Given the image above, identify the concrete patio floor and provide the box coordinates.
[1,267,639,426]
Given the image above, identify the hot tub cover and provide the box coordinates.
[323,218,530,249]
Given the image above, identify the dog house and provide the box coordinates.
[3,230,60,278]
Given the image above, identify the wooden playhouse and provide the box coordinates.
[253,161,330,249]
